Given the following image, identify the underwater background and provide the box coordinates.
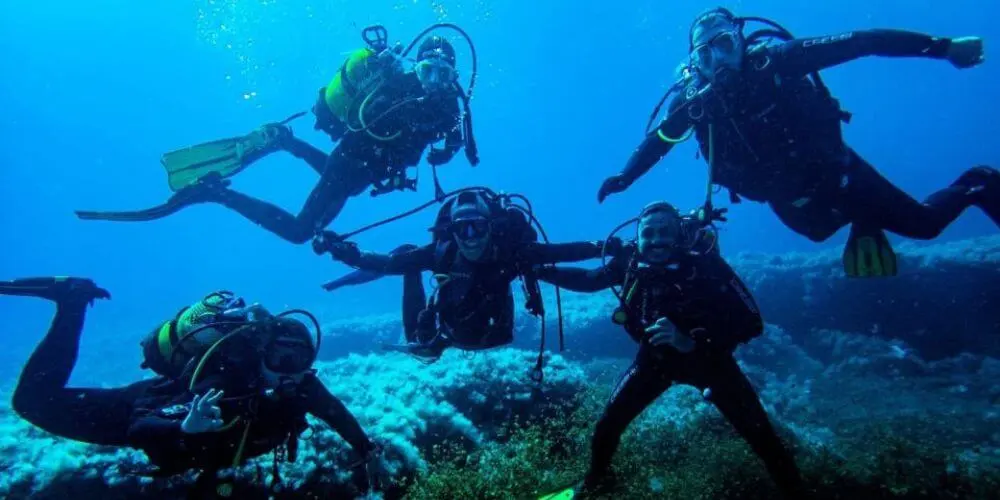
[1,0,999,498]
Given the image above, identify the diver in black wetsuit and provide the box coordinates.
[1,277,382,496]
[536,202,804,499]
[598,7,995,277]
[77,28,479,246]
[313,190,615,361]
[190,34,475,244]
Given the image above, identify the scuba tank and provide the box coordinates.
[139,291,260,379]
[319,24,480,156]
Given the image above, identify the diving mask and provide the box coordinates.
[690,30,743,78]
[450,217,490,241]
[264,337,316,375]
[415,56,458,93]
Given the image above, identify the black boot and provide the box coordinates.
[965,165,1000,226]
[0,277,110,305]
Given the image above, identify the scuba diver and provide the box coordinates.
[535,202,804,499]
[313,189,616,367]
[76,24,481,246]
[597,7,996,278]
[1,277,383,498]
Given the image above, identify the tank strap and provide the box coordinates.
[339,58,358,97]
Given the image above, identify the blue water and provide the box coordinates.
[0,0,997,384]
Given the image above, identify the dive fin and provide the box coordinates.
[0,277,110,303]
[161,127,279,192]
[75,199,187,222]
[537,482,582,500]
[322,270,387,292]
[76,175,228,222]
[843,224,898,278]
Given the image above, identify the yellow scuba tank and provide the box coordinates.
[139,292,238,378]
[323,48,386,126]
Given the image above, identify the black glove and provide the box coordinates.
[312,231,360,262]
[426,147,455,166]
[597,174,630,203]
[946,36,985,69]
[260,123,293,148]
[600,236,624,257]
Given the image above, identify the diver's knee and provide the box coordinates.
[593,413,624,441]
[803,226,838,243]
[391,244,419,255]
[958,165,999,186]
[285,224,316,245]
[11,384,42,421]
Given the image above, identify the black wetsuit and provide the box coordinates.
[129,371,373,475]
[536,244,804,497]
[333,233,605,353]
[212,71,465,243]
[10,294,375,477]
[619,29,999,242]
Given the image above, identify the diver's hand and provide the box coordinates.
[947,37,985,69]
[426,147,455,166]
[313,232,361,263]
[597,174,630,203]
[353,442,391,491]
[260,123,293,147]
[599,236,624,257]
[181,389,225,434]
[647,318,696,353]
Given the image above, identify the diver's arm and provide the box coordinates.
[620,100,692,184]
[535,262,623,293]
[282,137,330,176]
[773,29,952,76]
[128,412,182,445]
[517,240,609,265]
[427,105,464,166]
[127,397,213,451]
[343,243,435,274]
[302,374,378,455]
[443,124,465,156]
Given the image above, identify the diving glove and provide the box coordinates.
[597,174,630,203]
[947,36,985,69]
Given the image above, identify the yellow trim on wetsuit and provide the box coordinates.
[656,127,694,144]
[156,321,175,362]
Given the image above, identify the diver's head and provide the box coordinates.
[636,201,685,264]
[448,191,493,262]
[689,7,745,83]
[415,36,459,94]
[258,317,317,392]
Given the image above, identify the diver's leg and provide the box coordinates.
[769,200,847,243]
[213,188,317,243]
[6,278,143,446]
[843,152,999,239]
[208,150,371,244]
[586,349,672,485]
[295,150,372,234]
[704,354,805,499]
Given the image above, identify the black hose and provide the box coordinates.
[168,321,252,367]
[601,217,639,304]
[277,309,323,356]
[333,186,499,241]
[509,204,566,355]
